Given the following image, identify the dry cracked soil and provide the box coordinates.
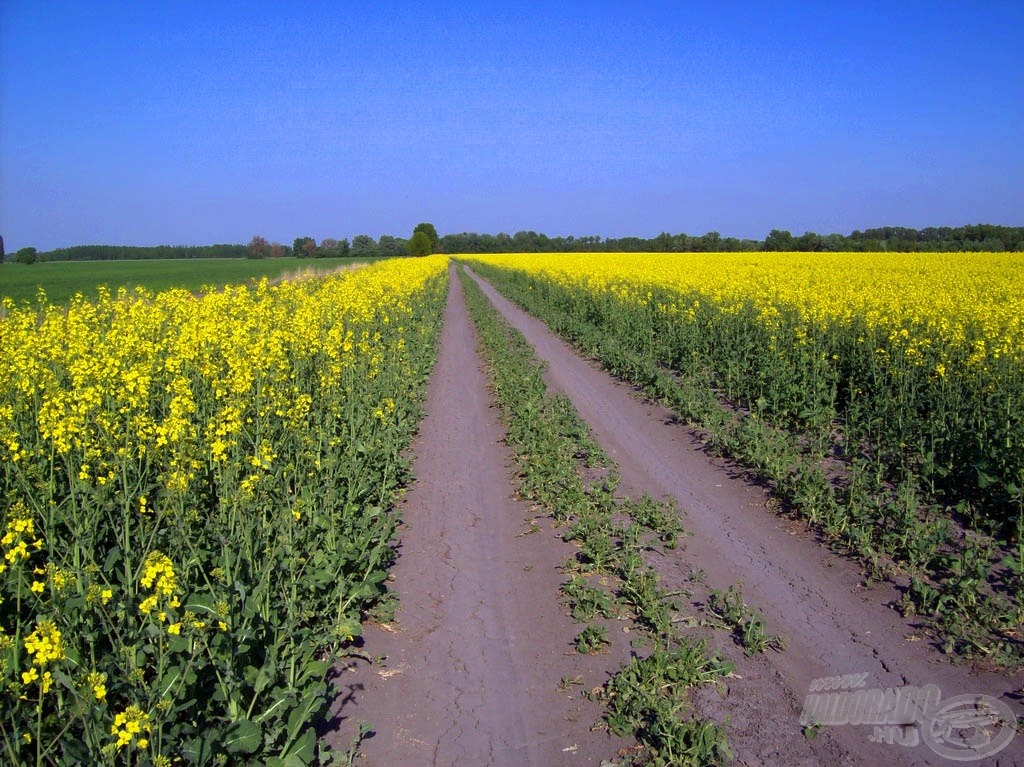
[323,265,1023,767]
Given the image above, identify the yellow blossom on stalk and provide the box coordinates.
[44,562,75,592]
[24,620,65,667]
[248,440,277,470]
[239,473,261,495]
[88,671,108,702]
[139,551,178,620]
[140,551,176,595]
[2,515,40,564]
[110,705,152,750]
[373,397,396,422]
[87,583,112,604]
[210,437,228,462]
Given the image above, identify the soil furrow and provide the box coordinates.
[324,267,629,765]
[465,266,1024,767]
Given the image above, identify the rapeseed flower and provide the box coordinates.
[110,705,151,750]
[24,620,64,667]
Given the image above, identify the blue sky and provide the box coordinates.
[1,1,1021,251]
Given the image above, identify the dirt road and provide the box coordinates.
[324,268,629,765]
[325,265,1023,766]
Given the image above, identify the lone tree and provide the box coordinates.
[293,236,316,258]
[413,222,438,254]
[319,238,340,257]
[248,235,269,259]
[407,230,432,257]
[14,247,37,264]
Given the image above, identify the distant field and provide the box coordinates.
[0,257,384,305]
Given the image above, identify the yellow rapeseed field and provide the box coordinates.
[0,255,448,764]
[466,252,1023,534]
[472,252,1024,371]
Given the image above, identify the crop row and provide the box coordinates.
[0,256,448,765]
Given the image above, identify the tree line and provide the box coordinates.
[22,243,251,262]
[3,223,1021,264]
[764,224,1024,252]
[279,223,438,260]
[442,224,1024,253]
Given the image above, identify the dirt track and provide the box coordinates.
[324,267,629,765]
[326,265,1023,766]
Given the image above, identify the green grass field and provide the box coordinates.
[0,257,385,306]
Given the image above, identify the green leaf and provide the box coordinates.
[976,467,997,489]
[185,593,219,614]
[103,545,122,574]
[243,663,275,697]
[281,727,317,765]
[181,734,216,766]
[223,718,262,754]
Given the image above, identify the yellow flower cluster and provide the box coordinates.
[110,704,151,750]
[34,563,76,593]
[24,620,63,664]
[140,551,176,595]
[1,515,41,568]
[85,584,114,605]
[138,551,179,619]
[87,671,107,702]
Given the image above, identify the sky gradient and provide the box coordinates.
[2,1,1022,252]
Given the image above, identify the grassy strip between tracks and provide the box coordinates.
[458,266,766,766]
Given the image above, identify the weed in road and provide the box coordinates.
[562,574,617,621]
[575,625,611,654]
[705,584,786,656]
